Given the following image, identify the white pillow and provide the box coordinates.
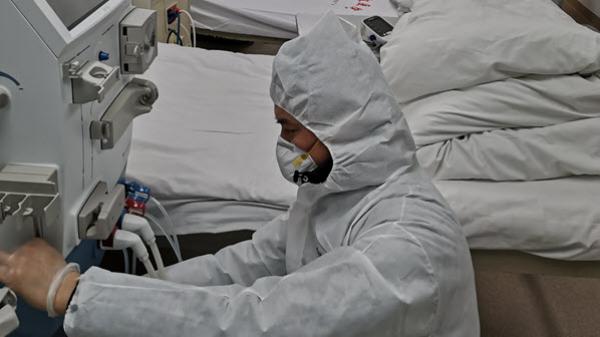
[380,0,600,103]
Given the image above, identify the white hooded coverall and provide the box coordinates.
[64,13,480,337]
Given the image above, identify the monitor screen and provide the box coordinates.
[47,0,109,30]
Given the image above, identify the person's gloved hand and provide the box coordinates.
[0,239,79,315]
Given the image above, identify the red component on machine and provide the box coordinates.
[126,198,146,216]
[167,5,182,24]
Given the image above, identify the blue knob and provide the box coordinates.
[98,51,110,61]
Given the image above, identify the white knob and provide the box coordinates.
[0,86,10,109]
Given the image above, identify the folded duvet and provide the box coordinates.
[403,74,600,147]
[416,116,600,181]
[381,0,600,260]
[403,73,600,181]
[436,177,600,261]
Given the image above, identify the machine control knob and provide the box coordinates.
[0,86,10,109]
[98,51,110,61]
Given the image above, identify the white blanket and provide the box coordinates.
[401,74,600,181]
[381,0,600,181]
[417,118,600,181]
[437,177,600,261]
[381,0,600,103]
[403,74,600,147]
[380,0,600,260]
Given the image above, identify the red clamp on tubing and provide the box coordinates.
[126,198,146,216]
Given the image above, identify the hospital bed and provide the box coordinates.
[130,0,600,255]
[188,0,400,40]
[127,0,600,335]
[130,51,600,262]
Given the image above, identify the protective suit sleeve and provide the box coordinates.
[63,223,439,337]
[161,214,288,287]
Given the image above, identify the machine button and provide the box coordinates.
[98,51,110,61]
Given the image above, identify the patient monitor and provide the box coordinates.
[0,0,158,257]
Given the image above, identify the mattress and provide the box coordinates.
[190,0,399,39]
[437,178,600,261]
[127,43,600,260]
[156,199,288,235]
[128,43,296,233]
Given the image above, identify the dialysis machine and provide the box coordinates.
[0,0,158,335]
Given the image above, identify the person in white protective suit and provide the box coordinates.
[0,13,479,337]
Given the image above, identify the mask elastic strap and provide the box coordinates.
[305,139,321,163]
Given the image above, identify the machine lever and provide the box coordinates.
[90,78,158,150]
[78,182,125,240]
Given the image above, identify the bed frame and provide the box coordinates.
[194,29,287,55]
[562,0,600,30]
[471,250,600,278]
[196,28,289,44]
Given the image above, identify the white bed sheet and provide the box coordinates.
[191,1,297,39]
[158,199,288,234]
[127,43,296,233]
[128,43,600,260]
[190,0,398,39]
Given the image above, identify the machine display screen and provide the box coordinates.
[47,0,109,30]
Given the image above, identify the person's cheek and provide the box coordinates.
[295,131,318,153]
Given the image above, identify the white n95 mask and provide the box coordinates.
[276,136,318,186]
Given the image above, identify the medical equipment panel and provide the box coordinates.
[0,2,158,333]
[0,0,158,258]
